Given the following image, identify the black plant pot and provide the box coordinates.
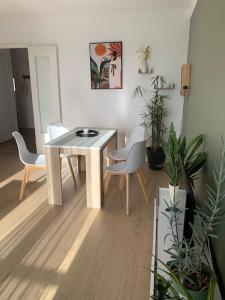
[146,147,165,170]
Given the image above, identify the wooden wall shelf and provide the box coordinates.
[154,84,175,91]
[138,68,154,75]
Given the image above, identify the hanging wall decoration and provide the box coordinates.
[89,41,122,89]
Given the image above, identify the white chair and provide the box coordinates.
[47,122,77,187]
[108,126,147,188]
[105,140,149,215]
[109,126,145,161]
[12,131,47,200]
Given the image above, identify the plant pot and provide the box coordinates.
[169,184,179,201]
[188,288,208,300]
[141,60,148,73]
[173,283,208,300]
[172,264,211,300]
[146,147,165,170]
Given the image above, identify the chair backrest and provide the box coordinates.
[47,122,69,141]
[12,131,31,165]
[124,140,146,173]
[126,126,145,150]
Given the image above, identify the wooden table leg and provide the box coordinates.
[77,155,85,173]
[104,133,117,192]
[45,147,62,205]
[85,149,103,208]
[107,133,117,165]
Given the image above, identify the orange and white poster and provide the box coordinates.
[89,42,122,89]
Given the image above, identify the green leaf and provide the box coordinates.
[90,57,99,82]
[207,276,217,300]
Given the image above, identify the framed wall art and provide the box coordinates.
[89,41,122,89]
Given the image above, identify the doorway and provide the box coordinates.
[11,48,36,152]
[0,48,36,152]
[0,45,61,153]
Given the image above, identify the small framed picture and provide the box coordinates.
[89,41,122,89]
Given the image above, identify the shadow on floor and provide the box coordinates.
[0,186,87,299]
[0,177,46,220]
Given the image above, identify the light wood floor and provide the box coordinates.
[0,131,168,300]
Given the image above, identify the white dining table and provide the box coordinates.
[44,127,117,208]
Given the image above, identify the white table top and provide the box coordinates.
[44,127,117,150]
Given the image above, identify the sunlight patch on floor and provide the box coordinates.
[0,169,22,186]
[0,195,47,243]
[40,210,99,299]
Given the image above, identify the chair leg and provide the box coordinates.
[126,174,129,215]
[104,172,111,194]
[20,166,28,200]
[119,175,125,192]
[136,171,149,203]
[26,166,30,183]
[67,157,77,187]
[140,168,147,185]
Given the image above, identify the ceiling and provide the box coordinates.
[0,0,197,16]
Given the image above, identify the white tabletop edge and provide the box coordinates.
[44,127,117,150]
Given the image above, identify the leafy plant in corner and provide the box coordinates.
[153,260,217,300]
[156,137,225,299]
[133,75,168,170]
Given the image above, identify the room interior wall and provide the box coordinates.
[0,49,18,143]
[10,48,34,129]
[182,0,225,294]
[0,10,190,143]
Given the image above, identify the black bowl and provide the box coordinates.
[76,129,99,137]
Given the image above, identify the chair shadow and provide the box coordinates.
[0,130,36,184]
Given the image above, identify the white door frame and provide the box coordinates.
[0,43,62,153]
[28,45,62,152]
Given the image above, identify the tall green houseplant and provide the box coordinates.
[141,90,167,151]
[133,75,167,170]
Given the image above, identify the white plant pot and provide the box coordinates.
[141,60,148,73]
[169,184,179,201]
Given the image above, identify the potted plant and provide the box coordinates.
[154,260,216,300]
[133,75,167,170]
[163,124,208,201]
[136,45,151,73]
[163,123,181,200]
[152,75,166,89]
[155,137,225,299]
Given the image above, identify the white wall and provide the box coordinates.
[11,48,34,129]
[0,49,18,143]
[0,11,190,142]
